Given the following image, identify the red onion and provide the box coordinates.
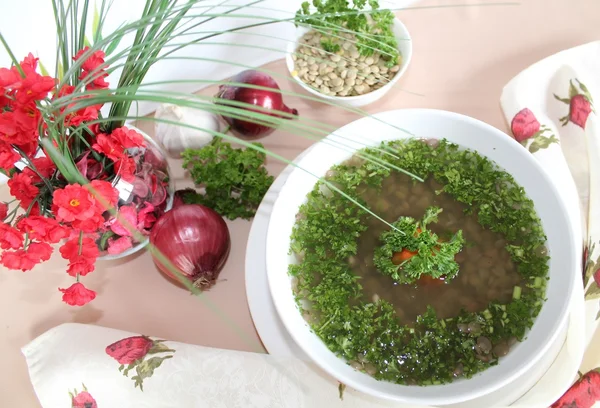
[215,70,298,137]
[150,204,230,289]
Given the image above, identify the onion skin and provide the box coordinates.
[215,70,298,138]
[150,204,230,290]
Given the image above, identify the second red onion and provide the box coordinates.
[150,204,230,289]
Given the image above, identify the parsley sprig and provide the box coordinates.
[181,138,273,220]
[295,0,399,67]
[374,206,465,284]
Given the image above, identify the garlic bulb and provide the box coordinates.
[154,102,221,157]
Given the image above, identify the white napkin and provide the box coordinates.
[499,40,600,405]
[23,323,426,408]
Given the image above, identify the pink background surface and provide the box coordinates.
[2,0,600,406]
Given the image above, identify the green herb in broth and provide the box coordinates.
[289,138,549,385]
[374,206,465,284]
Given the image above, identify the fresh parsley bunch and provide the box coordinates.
[181,139,274,220]
[374,206,465,284]
[295,0,399,67]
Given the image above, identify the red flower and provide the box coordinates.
[73,47,109,90]
[74,48,106,72]
[551,368,600,408]
[92,133,124,161]
[0,143,20,171]
[569,94,592,129]
[59,235,99,276]
[71,390,97,408]
[1,250,34,271]
[14,73,55,104]
[0,222,24,249]
[0,242,52,271]
[72,212,105,233]
[59,236,99,277]
[26,242,53,262]
[17,216,68,243]
[87,179,119,210]
[115,156,136,182]
[511,108,540,143]
[53,184,97,223]
[0,67,19,87]
[594,269,600,286]
[111,127,145,149]
[0,202,7,220]
[137,203,156,230]
[107,236,133,255]
[66,105,99,128]
[109,205,138,237]
[82,70,109,90]
[66,260,96,277]
[8,172,39,209]
[0,112,19,143]
[22,157,56,183]
[105,335,153,365]
[59,282,96,306]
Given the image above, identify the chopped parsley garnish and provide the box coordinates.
[374,206,465,283]
[289,138,549,385]
[181,138,274,220]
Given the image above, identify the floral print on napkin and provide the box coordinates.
[69,384,97,408]
[551,367,600,408]
[105,335,175,390]
[554,79,595,129]
[510,108,559,153]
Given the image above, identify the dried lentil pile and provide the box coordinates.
[292,30,402,97]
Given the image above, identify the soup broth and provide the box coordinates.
[289,138,549,385]
[354,174,522,324]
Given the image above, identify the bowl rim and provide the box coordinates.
[285,17,413,102]
[264,108,577,405]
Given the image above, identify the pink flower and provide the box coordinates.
[137,203,156,230]
[109,206,138,237]
[107,236,133,255]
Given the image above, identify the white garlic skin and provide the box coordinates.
[154,103,221,157]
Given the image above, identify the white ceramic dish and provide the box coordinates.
[245,147,584,407]
[264,109,578,405]
[285,17,412,108]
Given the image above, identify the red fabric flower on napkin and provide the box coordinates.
[551,368,600,408]
[511,108,540,142]
[105,335,153,365]
[71,390,97,408]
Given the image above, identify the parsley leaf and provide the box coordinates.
[295,0,400,67]
[374,206,465,283]
[181,139,274,220]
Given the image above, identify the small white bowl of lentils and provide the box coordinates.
[286,17,412,108]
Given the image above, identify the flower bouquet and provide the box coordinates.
[0,48,172,305]
[0,0,417,307]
